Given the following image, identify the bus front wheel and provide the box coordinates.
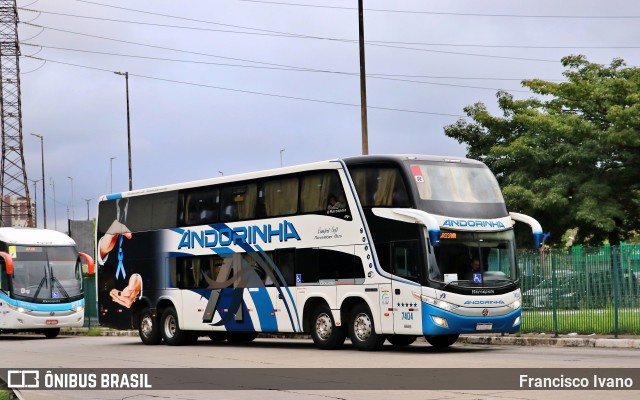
[44,328,60,339]
[161,307,188,346]
[425,334,459,349]
[139,308,162,345]
[310,304,345,350]
[387,335,417,347]
[348,304,385,351]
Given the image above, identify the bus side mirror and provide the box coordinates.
[509,212,543,248]
[0,251,14,275]
[79,252,95,275]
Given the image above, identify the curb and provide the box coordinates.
[458,335,640,349]
[63,328,640,348]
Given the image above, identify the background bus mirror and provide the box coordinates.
[79,252,95,275]
[0,251,14,275]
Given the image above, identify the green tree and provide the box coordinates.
[444,56,640,246]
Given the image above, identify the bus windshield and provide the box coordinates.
[10,246,83,300]
[429,229,517,287]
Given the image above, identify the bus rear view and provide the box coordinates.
[0,228,94,338]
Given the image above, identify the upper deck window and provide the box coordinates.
[408,162,504,203]
[350,167,410,208]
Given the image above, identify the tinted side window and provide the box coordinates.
[221,184,257,221]
[350,167,410,207]
[300,171,351,219]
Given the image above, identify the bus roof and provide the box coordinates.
[0,228,76,246]
[98,154,484,202]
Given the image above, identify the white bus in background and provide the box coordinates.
[0,228,94,338]
[96,154,542,350]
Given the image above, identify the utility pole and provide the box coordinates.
[358,0,369,155]
[114,71,132,191]
[0,0,33,226]
[50,178,57,230]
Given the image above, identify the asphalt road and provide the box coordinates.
[1,335,639,399]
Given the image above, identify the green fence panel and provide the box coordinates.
[519,245,640,336]
[83,276,98,328]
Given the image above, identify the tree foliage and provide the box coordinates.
[444,56,640,246]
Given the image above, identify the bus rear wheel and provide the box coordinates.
[226,332,258,343]
[425,334,459,349]
[387,335,417,347]
[44,328,60,339]
[139,308,162,345]
[161,307,188,346]
[348,303,385,351]
[310,304,345,350]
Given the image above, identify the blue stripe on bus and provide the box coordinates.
[0,293,84,312]
[255,244,301,332]
[248,288,278,332]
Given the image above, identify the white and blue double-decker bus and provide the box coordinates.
[0,228,94,338]
[96,155,541,350]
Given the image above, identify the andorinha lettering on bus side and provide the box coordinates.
[519,374,634,389]
[177,220,301,249]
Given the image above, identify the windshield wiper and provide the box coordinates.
[51,276,70,299]
[32,265,49,299]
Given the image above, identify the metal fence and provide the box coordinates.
[519,244,640,336]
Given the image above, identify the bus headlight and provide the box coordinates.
[413,292,459,312]
[431,315,449,328]
[7,303,32,313]
[507,299,521,310]
[74,306,84,313]
[513,316,521,326]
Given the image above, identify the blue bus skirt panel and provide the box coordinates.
[421,304,521,335]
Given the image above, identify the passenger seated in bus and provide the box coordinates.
[327,194,345,211]
[463,258,482,280]
[110,273,142,308]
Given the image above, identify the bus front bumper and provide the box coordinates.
[421,305,521,335]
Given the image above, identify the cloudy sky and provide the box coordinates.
[16,0,640,230]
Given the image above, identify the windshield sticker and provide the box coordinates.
[410,165,424,183]
[8,246,16,258]
[444,274,457,283]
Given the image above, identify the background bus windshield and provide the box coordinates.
[430,230,516,286]
[10,246,82,300]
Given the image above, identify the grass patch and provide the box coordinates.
[85,328,104,336]
[522,308,640,335]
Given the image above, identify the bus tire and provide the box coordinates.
[44,328,60,339]
[208,332,228,342]
[387,335,417,347]
[161,307,187,346]
[139,308,162,345]
[348,303,385,351]
[425,334,459,349]
[226,332,258,343]
[310,304,345,350]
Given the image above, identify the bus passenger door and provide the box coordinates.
[390,240,423,335]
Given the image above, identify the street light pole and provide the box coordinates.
[30,133,47,228]
[280,149,285,167]
[83,198,92,221]
[110,157,117,192]
[50,178,57,230]
[29,179,41,228]
[114,71,133,191]
[67,176,74,220]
